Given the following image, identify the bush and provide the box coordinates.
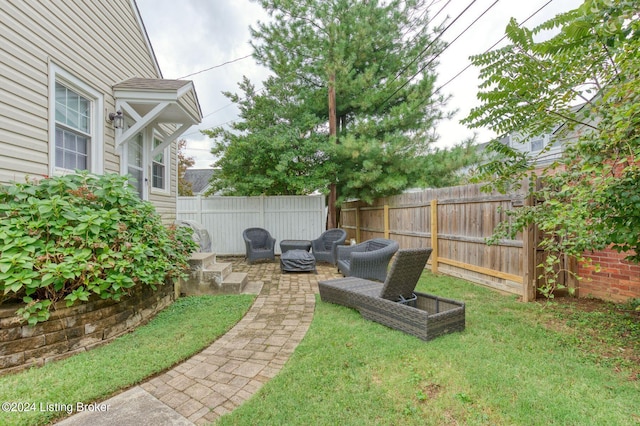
[0,172,197,325]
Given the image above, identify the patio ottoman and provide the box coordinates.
[280,239,312,253]
[280,249,317,273]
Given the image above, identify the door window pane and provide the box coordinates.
[128,134,144,198]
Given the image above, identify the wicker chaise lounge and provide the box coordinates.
[336,238,399,282]
[242,227,276,264]
[311,228,347,265]
[319,248,466,341]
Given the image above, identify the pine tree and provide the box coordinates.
[206,0,474,211]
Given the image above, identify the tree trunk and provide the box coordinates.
[327,73,338,229]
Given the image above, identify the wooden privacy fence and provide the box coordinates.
[340,184,537,301]
[177,195,325,255]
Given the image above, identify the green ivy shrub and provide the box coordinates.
[0,172,197,325]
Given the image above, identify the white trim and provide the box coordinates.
[115,101,170,151]
[48,62,104,176]
[151,122,191,157]
[150,132,170,195]
[121,131,148,200]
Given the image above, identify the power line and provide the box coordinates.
[378,0,483,110]
[177,54,253,79]
[187,0,500,139]
[180,119,236,139]
[434,0,555,93]
[391,0,455,87]
[184,0,492,129]
[182,0,558,144]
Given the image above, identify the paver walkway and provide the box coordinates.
[57,258,342,425]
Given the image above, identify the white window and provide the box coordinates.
[49,64,103,175]
[151,136,169,193]
[530,137,545,152]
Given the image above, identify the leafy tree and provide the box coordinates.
[463,0,640,294]
[178,139,195,196]
[205,0,475,204]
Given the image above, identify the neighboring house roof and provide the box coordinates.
[184,169,216,194]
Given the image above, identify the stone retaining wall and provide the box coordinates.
[0,283,174,376]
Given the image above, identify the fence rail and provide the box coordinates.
[340,184,536,301]
[177,195,326,255]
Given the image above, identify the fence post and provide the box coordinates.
[198,195,203,225]
[384,204,390,239]
[431,199,438,274]
[355,205,361,243]
[522,180,537,302]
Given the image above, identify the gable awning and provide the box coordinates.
[113,78,203,155]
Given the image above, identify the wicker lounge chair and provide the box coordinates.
[319,248,466,340]
[242,227,276,264]
[336,238,399,282]
[311,228,347,265]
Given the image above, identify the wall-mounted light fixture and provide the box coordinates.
[108,111,124,129]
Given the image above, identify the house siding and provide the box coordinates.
[0,0,178,220]
[149,142,178,225]
[179,90,202,125]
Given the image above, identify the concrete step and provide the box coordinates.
[202,262,233,285]
[241,279,263,295]
[178,268,250,296]
[219,272,249,294]
[187,252,217,270]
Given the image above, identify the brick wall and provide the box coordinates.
[0,283,174,376]
[578,248,640,302]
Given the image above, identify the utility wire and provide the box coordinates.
[177,54,253,79]
[186,0,501,139]
[434,0,555,93]
[378,0,481,110]
[183,0,556,144]
[391,0,456,86]
[186,0,480,127]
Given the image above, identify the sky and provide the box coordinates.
[136,0,584,169]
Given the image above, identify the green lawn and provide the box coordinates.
[0,273,637,426]
[215,272,639,426]
[0,294,256,426]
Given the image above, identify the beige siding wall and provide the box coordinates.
[0,0,178,220]
[179,91,202,124]
[149,142,178,224]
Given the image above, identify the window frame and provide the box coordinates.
[48,63,104,176]
[530,137,545,152]
[150,133,170,195]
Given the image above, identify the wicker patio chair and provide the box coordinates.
[336,238,399,282]
[242,227,276,264]
[321,248,432,308]
[319,248,465,340]
[311,228,347,265]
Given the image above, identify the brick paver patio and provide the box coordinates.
[134,258,342,424]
